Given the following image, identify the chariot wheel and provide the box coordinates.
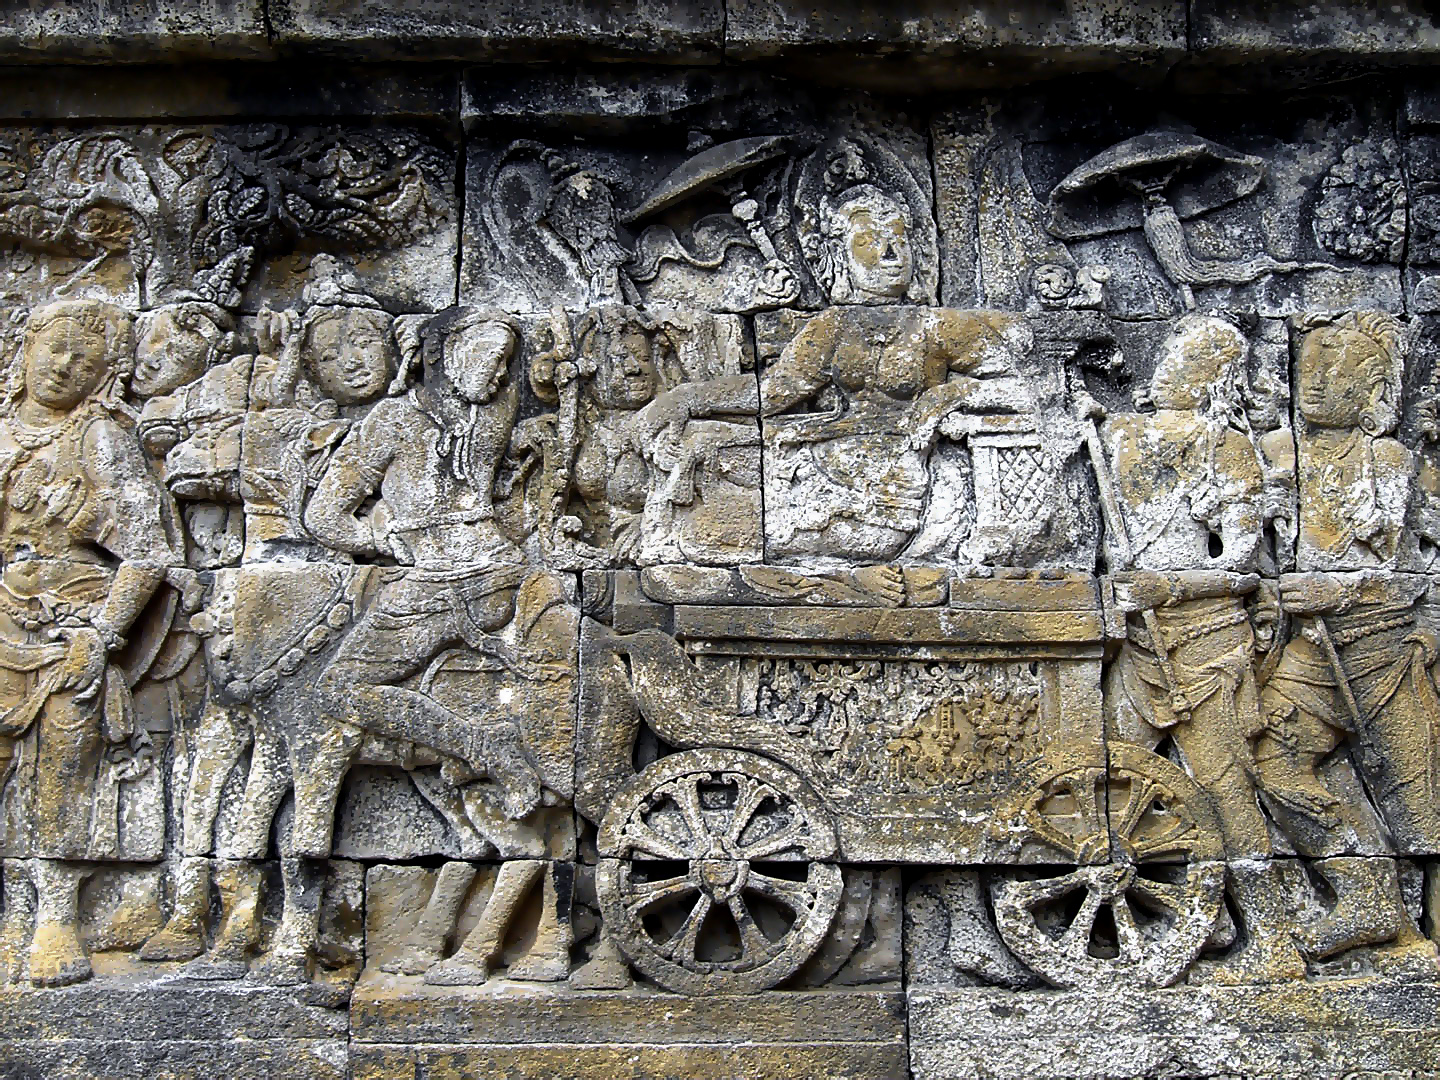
[596,749,843,995]
[990,742,1225,989]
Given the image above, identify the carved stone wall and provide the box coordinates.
[8,7,1440,1079]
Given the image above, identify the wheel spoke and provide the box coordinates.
[736,819,810,860]
[659,893,711,962]
[1058,887,1103,955]
[624,874,698,915]
[618,818,691,861]
[668,775,712,848]
[1110,896,1144,962]
[746,870,817,916]
[1001,870,1090,911]
[1130,818,1197,861]
[1022,812,1083,861]
[1113,777,1158,842]
[729,895,781,963]
[723,774,772,847]
[1129,877,1191,914]
[1072,768,1106,837]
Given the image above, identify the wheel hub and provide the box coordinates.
[694,858,748,902]
[1089,862,1136,900]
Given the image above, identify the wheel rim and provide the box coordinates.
[992,744,1225,989]
[596,749,843,995]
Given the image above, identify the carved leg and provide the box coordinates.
[574,619,645,825]
[508,862,573,982]
[0,858,34,983]
[457,783,547,859]
[28,860,92,988]
[838,867,903,984]
[1169,722,1272,861]
[939,869,1034,990]
[287,723,361,860]
[570,856,633,991]
[225,721,292,860]
[408,770,495,860]
[381,861,478,976]
[252,857,323,986]
[480,723,542,821]
[1209,860,1307,984]
[140,856,210,962]
[182,859,264,981]
[180,702,253,857]
[425,859,545,986]
[569,929,632,991]
[1297,856,1406,960]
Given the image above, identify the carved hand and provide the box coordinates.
[1111,570,1175,612]
[1278,573,1351,615]
[54,625,107,704]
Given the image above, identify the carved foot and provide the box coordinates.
[28,921,91,988]
[569,939,632,991]
[1370,937,1440,980]
[379,942,444,976]
[179,955,250,981]
[423,951,490,986]
[0,915,29,983]
[88,895,165,953]
[138,921,206,963]
[1205,935,1308,985]
[499,779,542,821]
[1295,857,1404,961]
[507,950,570,982]
[250,947,309,986]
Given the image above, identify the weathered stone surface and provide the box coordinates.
[0,1,271,64]
[0,64,458,122]
[0,954,347,1077]
[350,980,907,1078]
[270,0,724,62]
[1191,1,1440,62]
[725,1,1186,89]
[909,976,1440,1079]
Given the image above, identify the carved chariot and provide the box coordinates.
[582,572,1228,995]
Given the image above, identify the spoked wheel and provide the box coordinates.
[991,742,1226,989]
[596,749,843,995]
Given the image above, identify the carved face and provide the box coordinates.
[591,325,658,409]
[132,309,210,398]
[839,198,912,299]
[24,317,110,411]
[304,307,396,406]
[1148,327,1223,411]
[442,320,516,404]
[1298,326,1381,429]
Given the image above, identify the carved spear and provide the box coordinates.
[1068,364,1191,718]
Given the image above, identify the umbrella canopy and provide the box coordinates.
[1045,132,1267,241]
[625,135,791,223]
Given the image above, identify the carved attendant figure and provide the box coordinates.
[1257,313,1440,963]
[0,300,180,986]
[1100,315,1302,979]
[537,305,759,566]
[306,307,550,835]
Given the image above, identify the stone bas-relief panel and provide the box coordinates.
[937,87,1406,318]
[10,73,1440,1080]
[461,116,938,315]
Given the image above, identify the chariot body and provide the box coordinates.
[579,568,1229,996]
